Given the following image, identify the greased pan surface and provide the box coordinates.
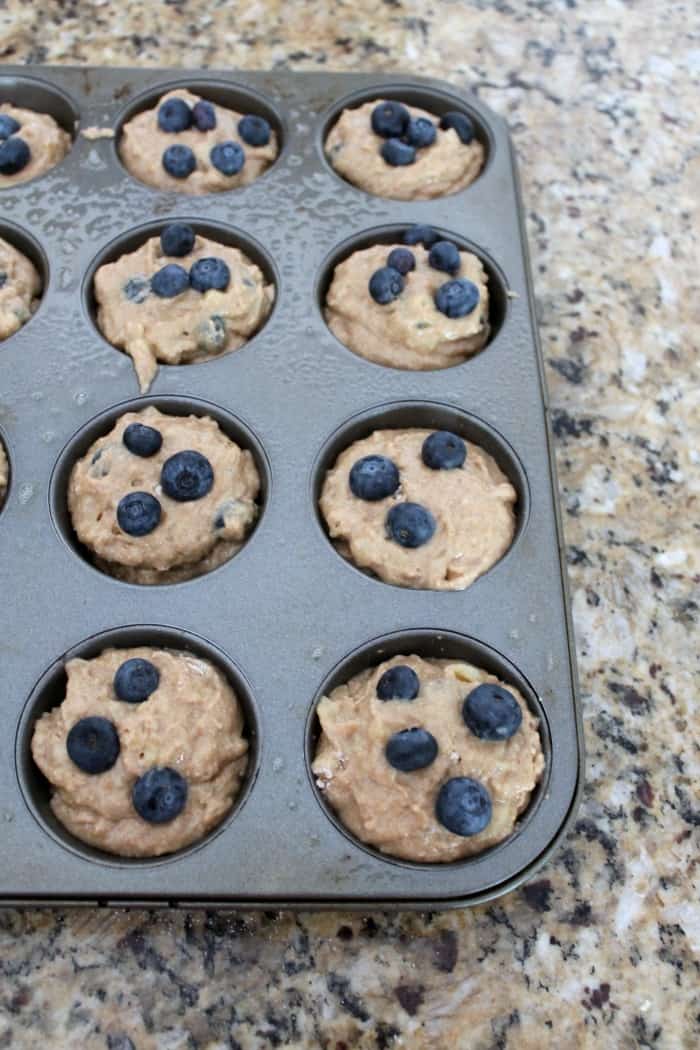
[0,67,582,907]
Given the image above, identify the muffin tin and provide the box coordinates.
[0,66,583,908]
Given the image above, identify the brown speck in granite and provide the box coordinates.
[0,2,697,1048]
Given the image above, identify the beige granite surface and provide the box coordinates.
[0,1,698,1048]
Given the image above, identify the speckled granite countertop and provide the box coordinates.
[1,2,698,1048]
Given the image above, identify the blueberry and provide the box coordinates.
[132,767,187,824]
[66,716,120,775]
[421,431,467,470]
[123,422,163,458]
[435,777,492,836]
[385,727,438,772]
[157,97,192,133]
[0,137,30,175]
[117,491,162,536]
[405,117,436,148]
[123,276,150,304]
[371,101,410,139]
[238,114,271,147]
[0,272,6,289]
[428,240,461,276]
[462,683,523,741]
[114,658,160,703]
[402,224,440,248]
[210,140,245,176]
[369,266,404,305]
[381,138,416,166]
[439,111,475,145]
[0,114,20,140]
[196,314,227,353]
[349,454,400,502]
[151,263,189,299]
[192,99,217,131]
[189,257,231,293]
[160,222,195,257]
[386,248,415,275]
[376,665,419,701]
[386,502,436,548]
[161,450,214,501]
[434,278,480,319]
[162,143,196,179]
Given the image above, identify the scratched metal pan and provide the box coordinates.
[0,66,583,908]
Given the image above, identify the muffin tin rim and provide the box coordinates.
[15,622,264,869]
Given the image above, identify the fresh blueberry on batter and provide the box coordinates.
[157,97,192,133]
[434,278,480,319]
[67,716,120,775]
[462,683,523,741]
[189,257,231,293]
[405,117,436,148]
[381,138,416,166]
[160,222,195,258]
[114,657,161,704]
[349,454,400,502]
[402,224,440,248]
[385,727,438,772]
[439,111,475,145]
[123,276,150,304]
[371,101,410,139]
[435,776,492,836]
[429,240,461,276]
[161,450,214,502]
[386,248,415,275]
[123,422,163,458]
[162,143,196,179]
[0,272,6,289]
[210,141,245,176]
[151,263,189,299]
[386,502,436,548]
[132,767,188,824]
[192,99,217,131]
[196,314,228,353]
[117,491,162,536]
[0,114,20,140]
[0,137,30,175]
[421,431,467,470]
[238,114,271,147]
[376,665,420,701]
[369,266,404,305]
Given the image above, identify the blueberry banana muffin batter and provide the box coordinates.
[325,100,484,199]
[32,646,248,857]
[119,89,278,194]
[68,406,260,584]
[0,236,42,341]
[313,655,544,862]
[94,223,274,391]
[325,228,489,369]
[0,104,71,187]
[320,427,516,590]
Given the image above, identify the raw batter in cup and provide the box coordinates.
[0,103,71,188]
[0,236,42,341]
[94,222,274,391]
[313,654,544,863]
[325,99,483,200]
[32,645,249,858]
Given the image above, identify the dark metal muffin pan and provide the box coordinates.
[0,66,583,908]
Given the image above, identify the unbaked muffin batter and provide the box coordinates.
[32,646,248,858]
[325,99,484,200]
[119,89,278,194]
[320,427,516,590]
[313,655,544,863]
[68,406,260,584]
[0,103,71,188]
[94,224,274,391]
[0,236,42,341]
[325,240,489,369]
